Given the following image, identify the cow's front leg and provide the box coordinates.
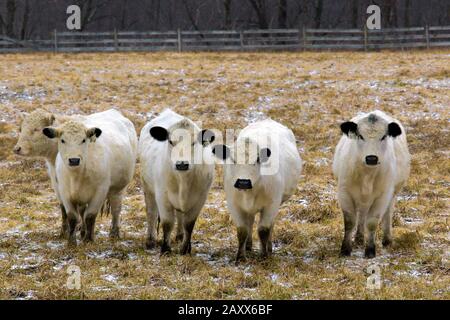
[381,195,395,247]
[59,204,69,239]
[159,203,175,254]
[83,189,108,243]
[109,192,123,239]
[65,202,78,247]
[338,191,356,256]
[365,194,391,258]
[259,202,280,259]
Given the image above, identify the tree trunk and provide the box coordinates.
[278,0,287,28]
[351,0,358,28]
[224,0,232,29]
[404,0,411,27]
[248,0,269,29]
[314,0,323,29]
[6,0,16,37]
[20,0,30,40]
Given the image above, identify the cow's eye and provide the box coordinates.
[357,134,364,141]
[168,140,174,146]
[381,135,387,141]
[82,139,86,144]
[61,139,65,144]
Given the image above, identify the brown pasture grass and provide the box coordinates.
[0,50,449,299]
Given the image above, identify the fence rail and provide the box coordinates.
[1,26,450,53]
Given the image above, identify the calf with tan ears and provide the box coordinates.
[212,119,302,262]
[333,110,410,258]
[139,109,215,254]
[43,110,137,246]
[14,109,84,238]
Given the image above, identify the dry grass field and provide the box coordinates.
[0,51,449,300]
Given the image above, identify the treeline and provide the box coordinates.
[0,0,449,39]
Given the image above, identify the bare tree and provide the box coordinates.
[73,0,111,31]
[247,0,269,29]
[20,0,30,39]
[223,0,232,29]
[314,0,323,28]
[6,0,16,37]
[351,0,358,28]
[278,0,287,28]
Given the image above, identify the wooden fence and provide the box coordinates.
[1,26,450,53]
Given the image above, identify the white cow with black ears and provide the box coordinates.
[333,110,410,258]
[212,119,302,262]
[43,110,137,246]
[139,109,215,254]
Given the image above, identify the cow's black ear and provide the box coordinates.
[388,122,402,138]
[198,129,215,146]
[43,127,59,139]
[258,147,271,163]
[150,126,168,141]
[340,121,357,136]
[212,144,230,160]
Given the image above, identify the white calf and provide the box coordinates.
[333,110,410,258]
[212,119,302,262]
[43,109,137,246]
[139,109,215,254]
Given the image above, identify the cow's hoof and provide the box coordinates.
[109,229,120,240]
[340,242,352,257]
[180,244,192,255]
[364,246,376,259]
[235,254,247,265]
[382,238,392,247]
[160,244,171,255]
[145,238,157,250]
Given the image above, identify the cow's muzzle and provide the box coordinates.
[365,155,379,166]
[68,158,81,167]
[175,161,189,171]
[234,179,252,190]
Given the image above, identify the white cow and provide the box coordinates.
[139,109,215,254]
[333,110,410,258]
[212,119,302,262]
[14,109,85,238]
[43,109,138,246]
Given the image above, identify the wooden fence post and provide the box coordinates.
[177,28,182,52]
[240,31,244,50]
[114,28,118,51]
[364,24,368,51]
[53,29,58,53]
[302,25,306,51]
[425,25,430,49]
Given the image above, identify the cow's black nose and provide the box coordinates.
[175,161,189,171]
[13,146,21,154]
[68,158,80,167]
[365,155,378,165]
[234,179,252,190]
